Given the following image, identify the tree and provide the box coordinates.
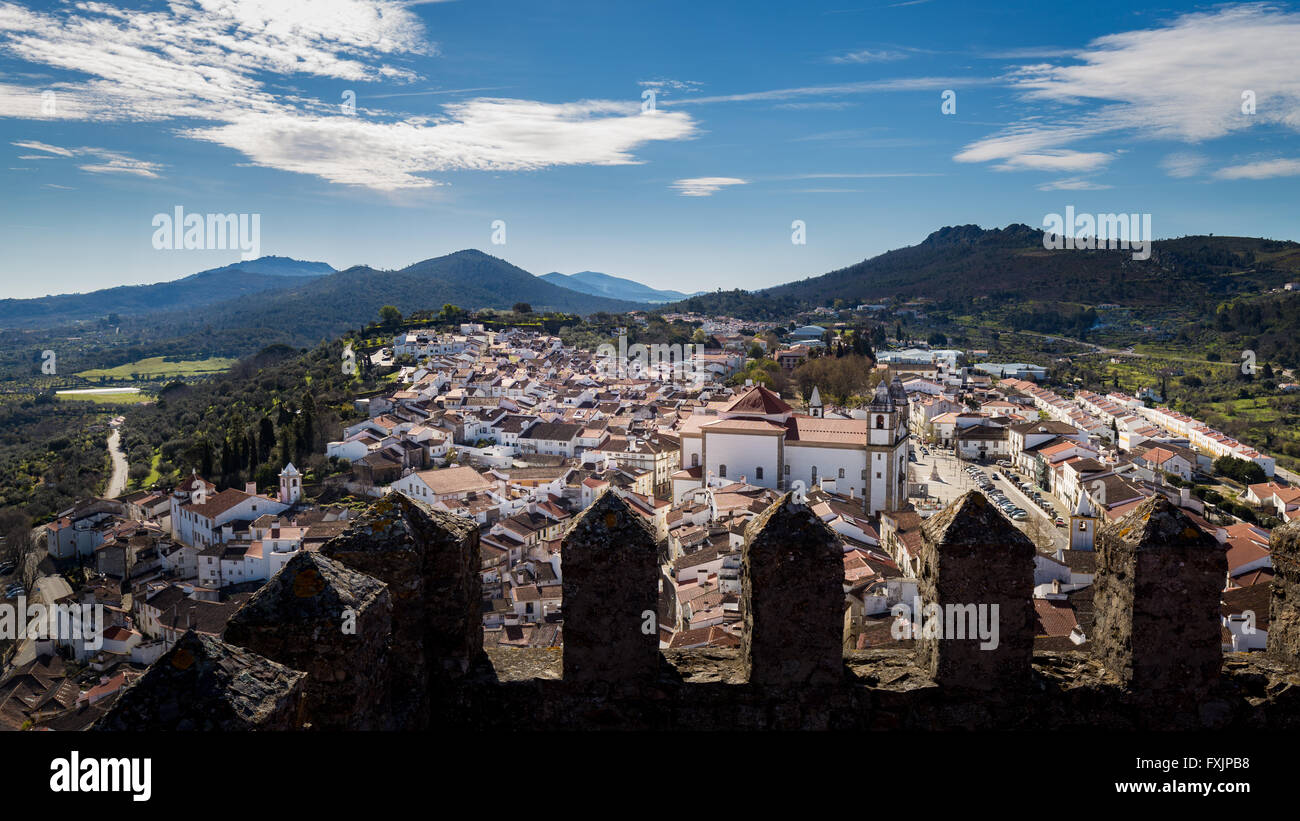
[379,305,402,326]
[513,302,533,314]
[1213,455,1266,486]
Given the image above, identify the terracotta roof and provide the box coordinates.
[411,466,494,496]
[785,415,868,445]
[721,385,792,415]
[1034,598,1079,637]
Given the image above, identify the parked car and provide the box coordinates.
[1055,518,1067,527]
[0,561,15,576]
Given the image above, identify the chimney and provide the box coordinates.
[697,568,708,586]
[1052,578,1061,595]
[245,482,257,495]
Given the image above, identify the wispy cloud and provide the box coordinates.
[0,0,698,191]
[638,79,702,93]
[661,76,989,106]
[992,150,1113,173]
[829,49,908,64]
[78,149,164,178]
[785,172,942,179]
[771,101,858,111]
[1035,177,1112,191]
[12,139,73,156]
[956,7,1300,176]
[1214,158,1300,180]
[672,177,746,197]
[1160,151,1208,178]
[10,140,163,177]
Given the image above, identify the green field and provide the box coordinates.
[76,356,236,380]
[56,390,154,405]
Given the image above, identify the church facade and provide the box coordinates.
[675,381,910,516]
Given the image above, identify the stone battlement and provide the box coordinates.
[96,490,1300,731]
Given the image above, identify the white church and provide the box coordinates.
[673,380,911,516]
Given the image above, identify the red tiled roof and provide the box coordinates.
[721,385,792,415]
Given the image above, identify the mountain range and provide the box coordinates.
[0,256,336,327]
[0,252,643,330]
[663,225,1300,319]
[9,227,1300,356]
[540,270,699,303]
[112,250,644,356]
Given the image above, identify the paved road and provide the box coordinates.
[910,447,1067,553]
[106,427,128,498]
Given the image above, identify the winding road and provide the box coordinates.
[106,416,128,498]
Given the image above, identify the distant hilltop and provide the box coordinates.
[541,270,701,304]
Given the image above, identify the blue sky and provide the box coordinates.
[2,0,1299,299]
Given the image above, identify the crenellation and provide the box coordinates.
[93,631,306,732]
[916,490,1036,690]
[222,551,392,731]
[92,486,1300,732]
[1093,495,1228,703]
[560,489,661,683]
[741,493,845,686]
[1268,519,1300,661]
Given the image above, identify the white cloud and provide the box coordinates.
[185,100,695,190]
[830,49,907,64]
[1213,158,1300,180]
[956,7,1300,172]
[1035,178,1112,191]
[663,76,988,106]
[78,149,164,178]
[10,140,163,177]
[12,139,72,156]
[1160,151,1208,178]
[638,79,702,93]
[992,150,1113,172]
[672,177,746,197]
[0,0,697,191]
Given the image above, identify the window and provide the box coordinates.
[755,467,763,480]
[784,464,791,475]
[810,466,818,484]
[876,472,882,479]
[838,468,845,478]
[691,454,699,467]
[1078,521,1087,531]
[876,415,885,429]
[719,464,727,478]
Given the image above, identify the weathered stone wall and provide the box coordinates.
[96,490,1300,732]
[561,491,661,683]
[95,632,306,731]
[741,494,844,686]
[1093,496,1227,702]
[1270,520,1300,660]
[223,551,392,731]
[917,493,1035,691]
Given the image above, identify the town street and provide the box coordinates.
[910,446,1068,553]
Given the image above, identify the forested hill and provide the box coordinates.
[663,225,1300,320]
[169,249,642,348]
